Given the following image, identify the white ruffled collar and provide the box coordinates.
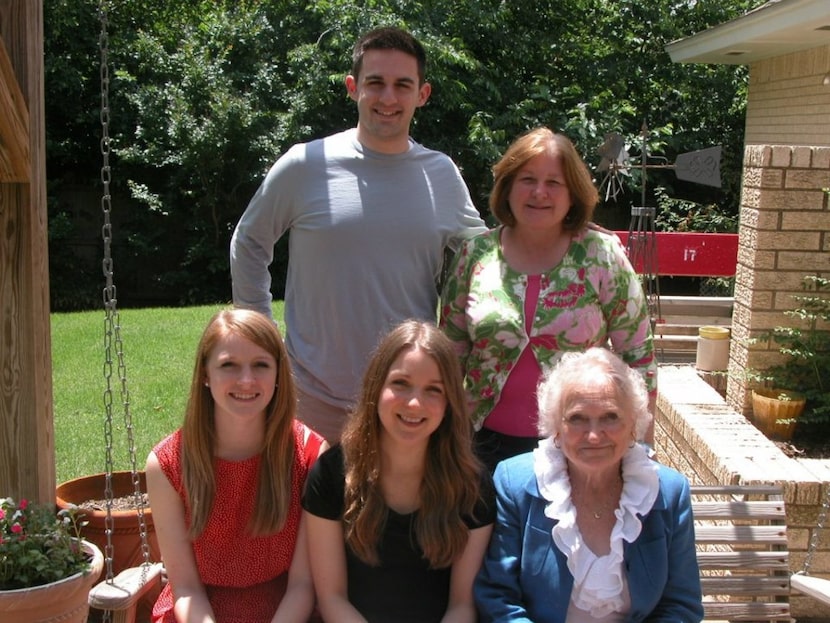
[533,438,660,618]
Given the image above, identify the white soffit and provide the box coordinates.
[666,0,830,65]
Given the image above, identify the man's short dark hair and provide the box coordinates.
[351,26,427,84]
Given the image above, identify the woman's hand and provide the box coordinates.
[441,524,493,623]
[305,511,368,623]
[272,513,316,622]
[146,451,216,623]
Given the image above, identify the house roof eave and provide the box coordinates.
[665,0,830,65]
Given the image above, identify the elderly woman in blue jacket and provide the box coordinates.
[475,348,702,623]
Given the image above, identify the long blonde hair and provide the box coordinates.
[181,309,297,537]
[341,320,483,568]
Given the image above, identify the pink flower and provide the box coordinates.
[19,499,28,510]
[11,523,22,534]
[0,508,5,520]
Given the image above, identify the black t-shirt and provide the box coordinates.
[302,445,496,623]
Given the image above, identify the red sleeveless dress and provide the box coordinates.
[151,420,323,623]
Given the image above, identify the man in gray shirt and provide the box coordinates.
[230,26,485,442]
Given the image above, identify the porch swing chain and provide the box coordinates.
[801,478,830,576]
[99,1,152,587]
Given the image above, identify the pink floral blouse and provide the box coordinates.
[440,227,656,430]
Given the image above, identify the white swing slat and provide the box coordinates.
[691,485,792,622]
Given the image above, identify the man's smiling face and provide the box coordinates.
[346,49,431,154]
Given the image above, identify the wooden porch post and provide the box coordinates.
[0,0,54,503]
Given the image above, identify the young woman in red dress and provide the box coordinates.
[147,309,327,622]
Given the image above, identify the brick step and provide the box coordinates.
[656,296,733,327]
[658,315,733,326]
[654,326,732,350]
[655,334,700,350]
[655,350,697,364]
[658,295,734,315]
[655,324,709,337]
[652,296,733,363]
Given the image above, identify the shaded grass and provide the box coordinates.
[52,302,285,483]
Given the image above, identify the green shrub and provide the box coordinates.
[762,275,830,426]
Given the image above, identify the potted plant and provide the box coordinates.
[750,275,830,441]
[0,497,104,623]
[56,470,160,575]
[751,388,806,440]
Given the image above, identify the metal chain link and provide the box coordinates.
[99,3,152,602]
[99,4,116,592]
[802,480,830,575]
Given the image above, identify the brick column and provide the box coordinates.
[727,145,830,416]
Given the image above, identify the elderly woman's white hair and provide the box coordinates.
[536,347,651,441]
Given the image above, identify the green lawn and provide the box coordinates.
[51,302,285,483]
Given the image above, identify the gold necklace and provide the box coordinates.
[573,477,622,520]
[587,502,614,520]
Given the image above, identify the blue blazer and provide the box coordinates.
[475,453,703,623]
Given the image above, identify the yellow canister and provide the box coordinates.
[695,325,730,371]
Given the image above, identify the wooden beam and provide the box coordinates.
[0,32,29,182]
[0,0,54,504]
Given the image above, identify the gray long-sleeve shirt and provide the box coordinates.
[230,129,485,410]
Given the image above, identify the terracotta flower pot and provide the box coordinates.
[751,388,807,441]
[55,471,161,576]
[0,540,103,623]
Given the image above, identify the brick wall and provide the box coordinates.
[728,144,830,417]
[745,46,830,146]
[658,365,830,620]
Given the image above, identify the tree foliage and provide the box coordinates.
[44,0,764,309]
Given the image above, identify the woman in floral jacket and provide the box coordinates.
[440,127,656,472]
